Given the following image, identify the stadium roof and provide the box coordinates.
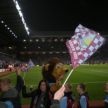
[0,0,108,57]
[0,0,108,36]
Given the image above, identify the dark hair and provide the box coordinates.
[37,79,50,93]
[36,80,51,108]
[79,83,86,91]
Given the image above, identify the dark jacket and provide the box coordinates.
[51,100,60,108]
[15,75,24,93]
[0,75,24,108]
[22,85,51,108]
[0,101,8,108]
[64,92,75,108]
[0,88,20,108]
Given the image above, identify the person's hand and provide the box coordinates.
[54,86,65,100]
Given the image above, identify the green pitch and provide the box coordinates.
[1,64,108,103]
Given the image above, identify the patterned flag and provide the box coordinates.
[66,24,105,68]
[28,59,35,68]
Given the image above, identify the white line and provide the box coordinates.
[71,81,108,85]
[19,81,108,87]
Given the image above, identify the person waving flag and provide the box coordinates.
[63,24,105,85]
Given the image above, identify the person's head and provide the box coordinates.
[105,82,108,92]
[38,80,49,92]
[0,78,11,92]
[77,83,86,94]
[65,83,72,93]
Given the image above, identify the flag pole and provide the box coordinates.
[63,68,74,86]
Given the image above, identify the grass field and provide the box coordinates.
[1,64,108,103]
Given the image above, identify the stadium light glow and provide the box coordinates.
[30,39,33,42]
[24,46,27,49]
[0,19,17,38]
[23,39,26,42]
[60,38,64,42]
[42,52,46,54]
[1,21,4,23]
[41,38,45,42]
[97,33,100,35]
[7,27,10,30]
[9,47,12,49]
[62,51,66,54]
[49,52,53,54]
[5,24,7,27]
[9,30,12,32]
[38,46,40,49]
[36,39,39,42]
[13,0,30,35]
[54,39,58,42]
[56,51,60,54]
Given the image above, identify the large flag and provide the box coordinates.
[66,24,105,68]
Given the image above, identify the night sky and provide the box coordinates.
[19,0,108,33]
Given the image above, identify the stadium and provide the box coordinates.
[0,0,108,108]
